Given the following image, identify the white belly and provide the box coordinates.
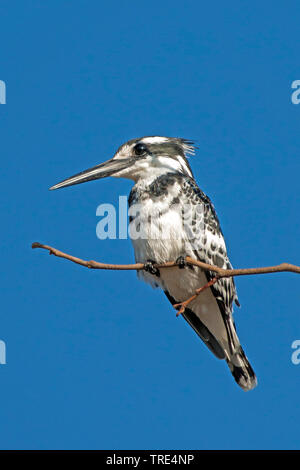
[129,198,230,352]
[130,195,186,256]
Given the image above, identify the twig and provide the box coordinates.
[31,242,178,270]
[32,241,300,315]
[173,276,220,316]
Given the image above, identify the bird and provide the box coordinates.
[50,136,257,391]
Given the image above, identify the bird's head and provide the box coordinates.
[50,136,195,190]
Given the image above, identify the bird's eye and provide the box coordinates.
[134,143,147,156]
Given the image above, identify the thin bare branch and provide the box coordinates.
[32,242,300,276]
[32,241,300,316]
[31,242,178,270]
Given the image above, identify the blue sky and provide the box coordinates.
[0,1,299,450]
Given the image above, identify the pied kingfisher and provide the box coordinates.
[50,136,257,391]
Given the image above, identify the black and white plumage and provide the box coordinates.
[50,136,257,391]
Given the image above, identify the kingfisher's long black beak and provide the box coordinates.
[49,157,133,190]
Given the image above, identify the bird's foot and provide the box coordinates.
[143,259,160,277]
[176,255,187,269]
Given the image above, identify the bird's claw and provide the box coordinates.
[143,260,160,277]
[176,256,187,269]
